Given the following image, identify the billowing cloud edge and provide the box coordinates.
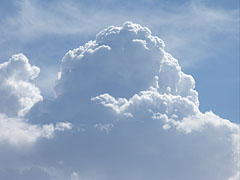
[0,113,72,146]
[0,54,72,146]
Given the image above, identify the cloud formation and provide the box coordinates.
[0,53,42,117]
[0,54,72,146]
[1,22,239,180]
[0,113,72,146]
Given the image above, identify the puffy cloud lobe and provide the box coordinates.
[0,54,42,117]
[56,22,198,110]
[91,87,239,179]
[0,54,72,146]
[0,113,72,146]
[91,86,199,121]
[158,53,198,105]
[3,22,240,180]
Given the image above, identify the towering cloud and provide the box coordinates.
[0,54,42,117]
[1,22,239,180]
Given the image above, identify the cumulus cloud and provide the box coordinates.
[0,54,72,146]
[2,22,239,180]
[56,21,198,102]
[0,113,72,146]
[70,172,81,180]
[55,22,165,98]
[0,53,42,117]
[0,113,53,146]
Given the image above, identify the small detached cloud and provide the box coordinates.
[94,123,114,134]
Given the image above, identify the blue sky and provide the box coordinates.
[0,0,239,179]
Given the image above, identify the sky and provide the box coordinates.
[0,0,239,180]
[0,0,239,123]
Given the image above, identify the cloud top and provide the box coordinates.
[0,54,42,117]
[57,22,198,106]
[0,54,72,146]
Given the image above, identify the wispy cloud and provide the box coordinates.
[1,0,238,41]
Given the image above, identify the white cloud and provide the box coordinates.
[70,172,81,180]
[56,21,238,179]
[56,21,197,102]
[0,53,42,117]
[94,123,114,133]
[1,21,239,180]
[0,53,72,146]
[56,122,72,131]
[0,113,72,146]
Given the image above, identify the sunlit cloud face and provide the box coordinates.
[0,53,42,117]
[0,54,72,146]
[0,21,238,180]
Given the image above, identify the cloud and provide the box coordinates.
[24,22,240,180]
[0,113,53,146]
[1,21,239,179]
[94,123,114,133]
[70,172,81,180]
[0,0,238,100]
[0,53,72,146]
[0,53,42,117]
[2,0,237,38]
[0,113,72,146]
